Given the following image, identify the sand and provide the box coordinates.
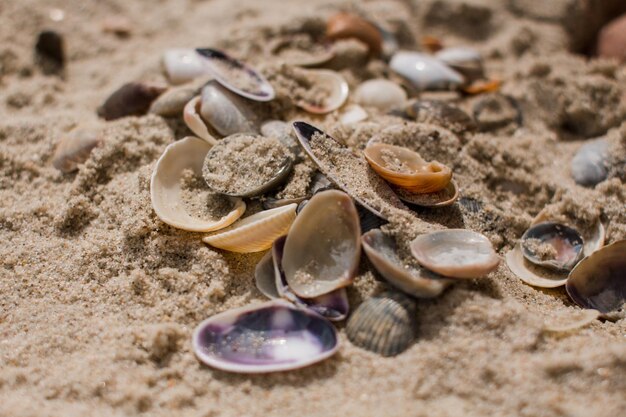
[1,0,626,416]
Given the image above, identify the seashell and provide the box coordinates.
[260,120,300,156]
[410,229,500,279]
[199,81,260,137]
[35,30,64,73]
[531,208,605,256]
[183,96,218,144]
[150,137,245,232]
[326,13,383,55]
[520,222,584,272]
[266,35,335,67]
[150,76,210,117]
[565,240,626,314]
[346,291,417,357]
[193,300,339,373]
[353,79,407,112]
[363,143,452,194]
[295,69,349,114]
[262,197,307,210]
[255,250,280,300]
[163,49,210,85]
[461,79,501,95]
[202,134,293,198]
[98,82,167,121]
[406,100,477,135]
[390,51,464,91]
[374,23,399,59]
[542,309,600,333]
[597,14,626,63]
[570,139,609,187]
[362,229,453,298]
[52,126,102,173]
[435,47,484,82]
[282,190,360,298]
[391,180,459,208]
[195,48,275,102]
[202,203,297,253]
[472,93,522,132]
[339,104,368,125]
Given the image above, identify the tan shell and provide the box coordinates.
[52,126,102,173]
[410,229,500,279]
[295,69,349,114]
[150,137,245,232]
[363,143,452,193]
[282,190,360,298]
[163,49,209,85]
[183,96,218,145]
[326,13,383,56]
[339,104,368,125]
[202,204,297,253]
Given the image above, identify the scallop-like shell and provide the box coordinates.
[353,79,407,112]
[326,13,383,55]
[97,82,167,121]
[193,300,339,373]
[163,49,210,85]
[266,37,335,67]
[390,51,464,91]
[202,204,297,253]
[410,229,500,279]
[362,229,454,298]
[195,48,275,102]
[565,240,626,314]
[520,222,584,272]
[150,137,245,232]
[392,180,459,208]
[346,291,417,357]
[570,139,609,187]
[363,143,452,194]
[282,190,361,298]
[199,81,259,137]
[295,69,349,114]
[435,47,484,82]
[52,126,102,173]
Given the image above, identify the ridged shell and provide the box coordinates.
[150,137,245,232]
[390,51,464,91]
[326,13,383,55]
[52,126,102,173]
[295,69,349,114]
[353,79,407,112]
[183,96,218,144]
[202,204,297,253]
[346,291,417,357]
[163,49,210,85]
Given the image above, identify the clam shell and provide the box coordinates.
[163,49,210,85]
[183,96,218,144]
[199,81,260,136]
[570,139,609,187]
[390,51,464,91]
[505,245,569,288]
[410,229,500,279]
[326,13,383,55]
[150,137,245,232]
[392,180,459,208]
[295,69,349,114]
[353,79,407,112]
[362,229,453,298]
[192,300,339,373]
[520,222,584,272]
[202,203,297,253]
[542,309,600,333]
[346,291,417,357]
[97,82,167,121]
[52,126,102,173]
[195,48,275,102]
[566,240,626,314]
[255,250,280,300]
[150,77,210,117]
[435,47,484,82]
[531,208,605,256]
[282,190,360,298]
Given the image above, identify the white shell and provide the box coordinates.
[296,69,349,114]
[150,137,245,232]
[353,79,407,111]
[163,49,210,85]
[390,51,464,91]
[339,104,368,125]
[183,96,218,144]
[570,139,609,187]
[435,47,483,81]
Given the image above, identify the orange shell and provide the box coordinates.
[326,13,383,56]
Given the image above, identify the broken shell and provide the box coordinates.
[150,76,210,117]
[199,81,260,136]
[542,309,600,333]
[570,139,609,187]
[193,300,339,373]
[97,82,167,121]
[566,240,626,314]
[150,137,245,232]
[362,229,453,298]
[410,229,500,279]
[391,179,459,208]
[52,126,102,173]
[390,51,464,91]
[282,190,360,298]
[295,69,349,114]
[255,250,280,300]
[435,47,484,82]
[346,291,417,357]
[363,143,452,194]
[195,48,275,102]
[353,79,407,112]
[520,222,584,272]
[326,13,383,55]
[163,49,210,85]
[202,203,297,253]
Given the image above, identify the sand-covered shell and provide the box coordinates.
[570,139,609,187]
[520,222,584,272]
[390,52,464,91]
[97,82,167,121]
[346,291,417,357]
[150,137,245,232]
[295,69,349,114]
[326,13,383,55]
[255,251,280,300]
[163,49,210,85]
[199,81,260,137]
[363,143,452,194]
[566,240,626,314]
[195,48,275,101]
[193,300,339,373]
[202,203,297,253]
[435,47,484,82]
[282,190,360,298]
[353,79,407,112]
[362,229,453,298]
[410,230,500,279]
[52,126,102,173]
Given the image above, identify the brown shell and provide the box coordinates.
[97,82,167,121]
[326,13,382,56]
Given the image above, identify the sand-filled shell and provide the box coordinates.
[353,79,407,112]
[570,139,609,187]
[150,137,245,232]
[566,240,626,314]
[531,209,605,257]
[193,300,339,373]
[282,190,360,298]
[199,81,259,137]
[52,126,102,173]
[362,229,453,298]
[203,203,297,253]
[410,229,500,279]
[390,52,464,91]
[163,49,210,85]
[97,82,167,121]
[435,47,484,82]
[363,143,452,194]
[326,13,383,55]
[195,48,275,101]
[392,180,459,208]
[295,69,349,114]
[520,222,584,272]
[346,291,417,357]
